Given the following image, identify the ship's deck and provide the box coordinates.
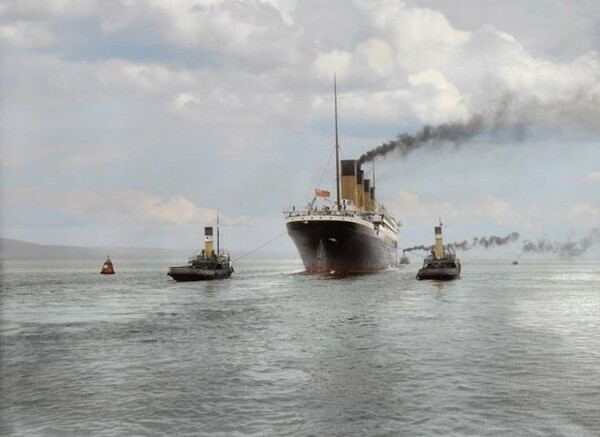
[284,207,399,234]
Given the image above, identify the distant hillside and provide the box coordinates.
[0,238,298,261]
[0,238,191,260]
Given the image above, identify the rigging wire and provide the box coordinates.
[232,231,288,262]
[316,145,335,190]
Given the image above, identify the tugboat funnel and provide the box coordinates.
[434,226,444,260]
[204,227,214,257]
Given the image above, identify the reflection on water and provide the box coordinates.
[430,280,447,293]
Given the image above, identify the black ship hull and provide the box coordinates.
[286,218,397,274]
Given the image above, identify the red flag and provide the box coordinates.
[315,188,330,198]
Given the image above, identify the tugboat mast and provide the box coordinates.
[334,74,341,210]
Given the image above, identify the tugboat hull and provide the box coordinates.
[416,267,460,280]
[167,266,233,282]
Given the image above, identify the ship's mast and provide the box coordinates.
[334,74,341,210]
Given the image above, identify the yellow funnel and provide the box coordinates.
[204,227,214,258]
[341,160,358,207]
[434,226,444,259]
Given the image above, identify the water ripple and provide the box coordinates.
[1,259,600,435]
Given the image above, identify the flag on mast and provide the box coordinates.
[315,188,331,198]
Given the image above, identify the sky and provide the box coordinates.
[1,0,599,258]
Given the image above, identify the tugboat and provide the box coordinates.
[416,223,461,280]
[167,224,234,282]
[100,256,115,274]
[399,252,410,264]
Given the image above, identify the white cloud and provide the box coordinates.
[96,60,196,95]
[564,203,600,228]
[347,89,412,122]
[365,0,471,72]
[452,26,600,127]
[389,190,600,234]
[498,53,600,103]
[138,194,209,225]
[408,70,470,123]
[1,0,102,18]
[159,1,258,48]
[172,92,201,111]
[389,191,525,228]
[469,194,519,226]
[0,21,55,48]
[389,190,459,225]
[1,188,266,229]
[355,38,395,77]
[2,188,214,225]
[312,50,353,79]
[584,172,600,183]
[262,0,297,26]
[143,0,302,69]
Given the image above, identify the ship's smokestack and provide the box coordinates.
[434,226,444,260]
[356,168,364,209]
[363,179,371,211]
[370,186,375,209]
[341,159,358,208]
[204,227,214,258]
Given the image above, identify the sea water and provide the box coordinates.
[1,259,599,436]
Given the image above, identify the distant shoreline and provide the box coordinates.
[2,238,597,262]
[0,238,298,261]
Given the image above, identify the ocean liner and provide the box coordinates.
[284,82,399,274]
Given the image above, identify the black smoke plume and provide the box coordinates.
[403,244,434,253]
[357,88,600,165]
[472,232,520,248]
[402,232,519,253]
[358,115,484,164]
[521,228,599,258]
